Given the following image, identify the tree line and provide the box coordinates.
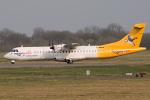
[0,23,150,52]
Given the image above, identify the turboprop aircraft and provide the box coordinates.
[4,23,146,64]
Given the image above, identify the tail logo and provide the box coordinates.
[124,35,137,46]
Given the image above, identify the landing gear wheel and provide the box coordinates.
[11,62,15,64]
[67,60,73,64]
[11,60,15,64]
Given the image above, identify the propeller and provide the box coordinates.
[49,40,50,46]
[50,39,55,50]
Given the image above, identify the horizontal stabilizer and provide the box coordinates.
[134,23,145,29]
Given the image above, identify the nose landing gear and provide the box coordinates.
[11,60,15,64]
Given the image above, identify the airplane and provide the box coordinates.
[4,23,146,64]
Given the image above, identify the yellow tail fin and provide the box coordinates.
[104,23,146,47]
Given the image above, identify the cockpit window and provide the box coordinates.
[11,49,19,52]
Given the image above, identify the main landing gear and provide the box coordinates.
[66,59,73,64]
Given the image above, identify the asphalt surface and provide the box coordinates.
[0,63,118,68]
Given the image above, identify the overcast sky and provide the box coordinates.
[0,0,150,36]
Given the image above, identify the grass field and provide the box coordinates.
[0,50,150,100]
[0,65,150,100]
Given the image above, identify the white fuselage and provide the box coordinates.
[4,46,98,62]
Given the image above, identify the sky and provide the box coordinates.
[0,0,150,36]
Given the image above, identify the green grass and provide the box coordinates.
[0,65,150,81]
[1,65,150,99]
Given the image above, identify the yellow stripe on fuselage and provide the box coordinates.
[96,46,146,58]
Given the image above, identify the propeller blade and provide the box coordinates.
[52,39,53,46]
[49,40,51,46]
[50,39,55,51]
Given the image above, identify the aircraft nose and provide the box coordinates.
[4,54,9,59]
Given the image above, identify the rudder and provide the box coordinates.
[104,23,146,47]
[124,23,146,47]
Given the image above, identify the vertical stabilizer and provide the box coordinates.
[104,23,146,47]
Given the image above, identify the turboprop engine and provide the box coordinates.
[50,43,79,51]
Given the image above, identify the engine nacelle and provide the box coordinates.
[50,43,79,51]
[53,44,66,51]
